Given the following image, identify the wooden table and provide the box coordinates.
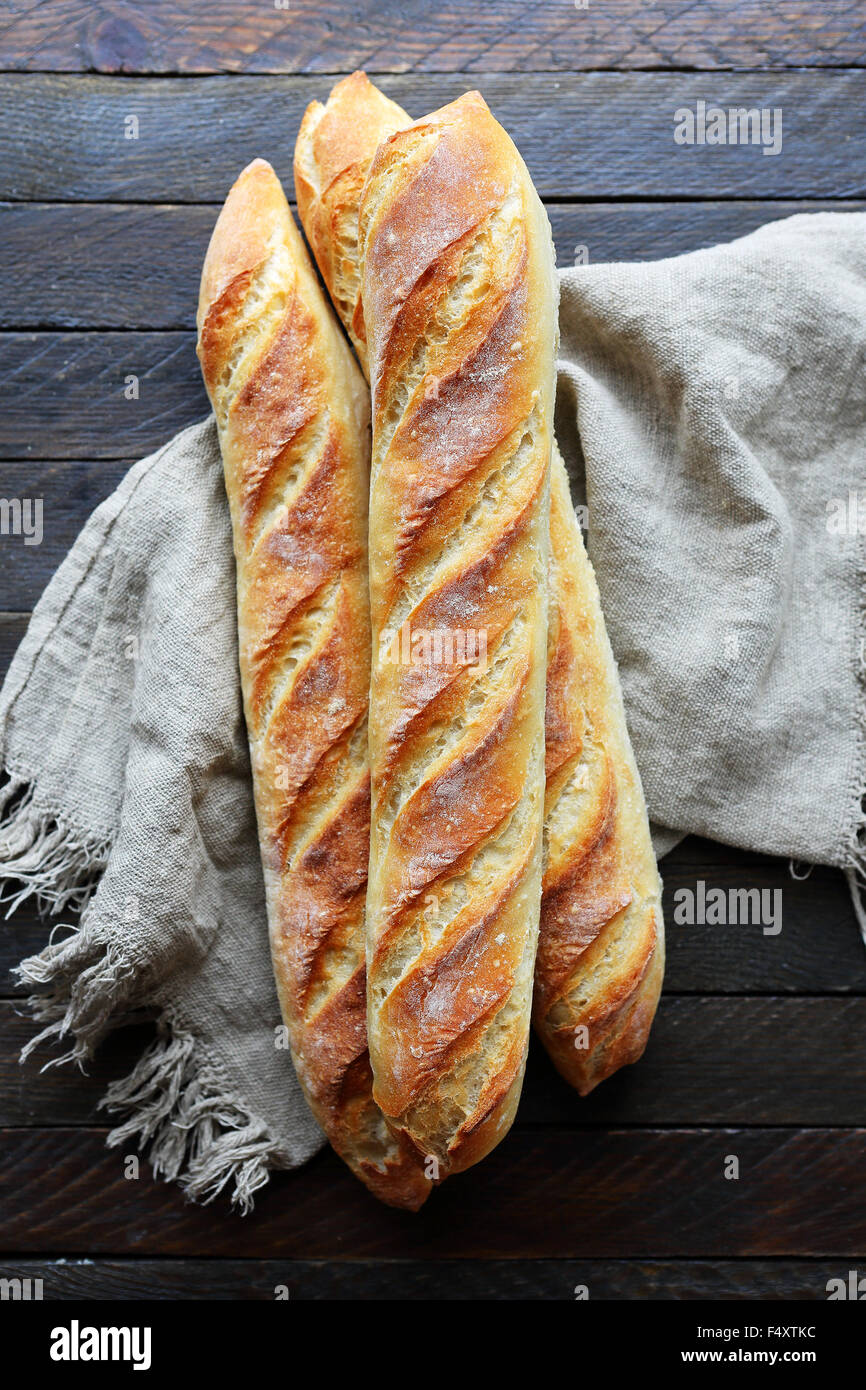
[1,1,865,1301]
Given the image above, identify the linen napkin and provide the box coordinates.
[555,211,866,895]
[2,211,864,1210]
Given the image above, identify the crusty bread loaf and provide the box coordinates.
[358,92,557,1174]
[294,74,664,1098]
[295,72,410,376]
[538,448,663,1092]
[196,159,430,1209]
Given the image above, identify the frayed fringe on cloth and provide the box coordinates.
[16,915,139,1065]
[0,776,110,918]
[101,1029,281,1214]
[14,921,281,1213]
[4,778,280,1214]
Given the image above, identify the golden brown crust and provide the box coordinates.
[197,158,430,1210]
[294,72,410,375]
[534,452,664,1094]
[296,75,664,1103]
[359,93,558,1175]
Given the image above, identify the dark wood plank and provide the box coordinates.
[0,333,207,458]
[0,1,863,75]
[0,203,216,330]
[0,613,27,665]
[0,460,129,607]
[1,1125,863,1255]
[2,72,864,202]
[0,1010,155,1125]
[0,1256,857,1300]
[521,996,866,1125]
[4,201,865,331]
[0,907,45,979]
[0,613,27,649]
[660,837,866,994]
[3,997,865,1128]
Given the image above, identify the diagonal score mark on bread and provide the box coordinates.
[296,73,664,1110]
[197,157,432,1210]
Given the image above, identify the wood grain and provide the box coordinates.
[1,72,864,202]
[0,615,27,657]
[1,1125,863,1256]
[3,997,865,1128]
[4,201,865,331]
[520,996,866,1126]
[0,1011,155,1124]
[0,332,207,458]
[0,1256,855,1300]
[0,2,862,75]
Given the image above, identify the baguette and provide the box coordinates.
[294,75,664,1096]
[295,72,410,376]
[358,92,557,1173]
[539,451,664,1091]
[196,159,430,1209]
